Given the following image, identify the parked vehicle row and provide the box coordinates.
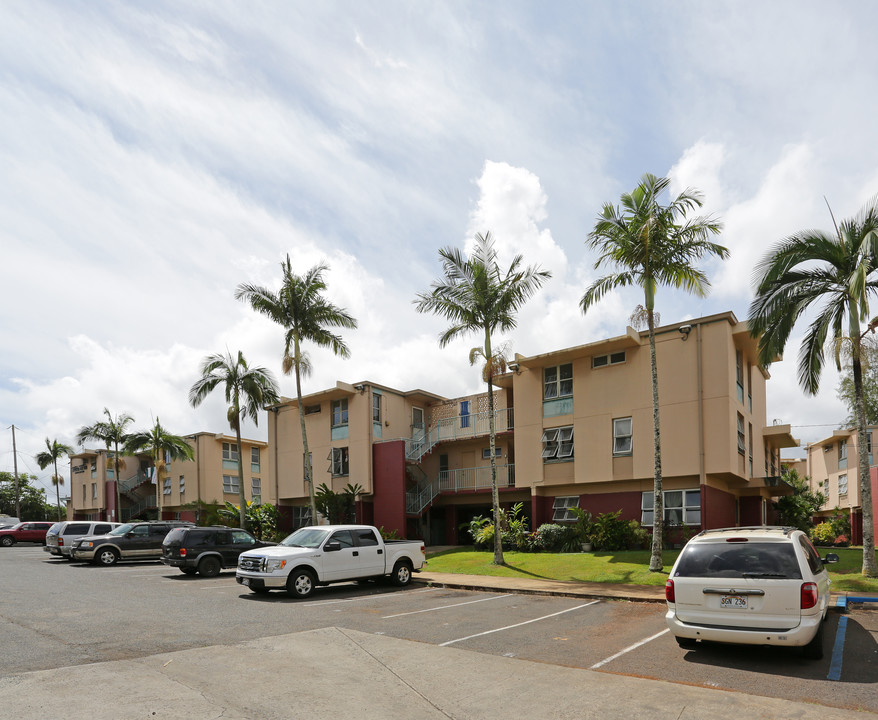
[45,520,121,558]
[0,521,55,546]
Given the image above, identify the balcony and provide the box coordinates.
[406,407,514,461]
[405,463,515,515]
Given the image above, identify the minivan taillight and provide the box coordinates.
[665,579,675,603]
[801,582,818,609]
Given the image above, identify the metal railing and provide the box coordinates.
[120,496,157,521]
[405,407,514,461]
[119,471,152,495]
[405,463,516,515]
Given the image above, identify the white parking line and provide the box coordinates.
[382,593,512,619]
[297,587,438,606]
[439,600,600,647]
[590,628,669,669]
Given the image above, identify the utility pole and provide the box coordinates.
[11,425,21,519]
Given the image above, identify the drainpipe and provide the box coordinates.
[697,322,706,487]
[270,407,279,507]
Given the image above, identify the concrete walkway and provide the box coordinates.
[3,626,875,720]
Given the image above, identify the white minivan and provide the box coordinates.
[45,520,121,558]
[665,526,838,659]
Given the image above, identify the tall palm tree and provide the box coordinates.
[76,409,135,523]
[581,173,726,572]
[749,197,878,577]
[235,256,358,524]
[124,418,195,519]
[189,350,280,528]
[35,437,75,522]
[415,231,551,565]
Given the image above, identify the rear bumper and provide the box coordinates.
[161,557,192,569]
[666,607,822,647]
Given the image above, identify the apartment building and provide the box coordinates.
[801,427,878,544]
[268,311,798,543]
[68,433,269,523]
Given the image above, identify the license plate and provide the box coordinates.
[242,578,250,586]
[720,595,747,609]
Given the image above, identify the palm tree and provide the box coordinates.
[76,409,135,523]
[189,350,280,528]
[235,257,358,524]
[581,173,726,572]
[415,231,551,565]
[35,437,75,522]
[749,197,878,577]
[124,418,195,518]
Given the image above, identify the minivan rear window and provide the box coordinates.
[673,542,802,579]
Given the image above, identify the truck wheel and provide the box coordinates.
[95,548,119,566]
[390,560,412,587]
[0,536,15,547]
[286,569,316,599]
[198,556,222,577]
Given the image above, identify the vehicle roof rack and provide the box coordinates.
[694,525,797,538]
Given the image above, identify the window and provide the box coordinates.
[748,423,753,478]
[164,449,172,465]
[613,417,632,456]
[222,475,240,494]
[82,485,86,502]
[222,442,239,462]
[251,447,260,465]
[839,440,847,470]
[372,393,381,423]
[179,475,185,495]
[328,529,355,548]
[544,363,573,400]
[354,528,379,546]
[592,351,626,368]
[736,350,744,403]
[292,506,312,530]
[482,447,502,459]
[252,477,261,498]
[542,426,574,460]
[838,474,848,496]
[331,399,348,427]
[163,477,171,495]
[737,413,745,455]
[329,447,349,476]
[552,496,580,522]
[641,489,701,526]
[91,483,97,500]
[460,400,470,428]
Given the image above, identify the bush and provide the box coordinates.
[590,510,647,551]
[829,509,851,538]
[533,523,580,552]
[811,522,835,546]
[833,534,850,547]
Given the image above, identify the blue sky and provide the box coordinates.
[3,1,878,495]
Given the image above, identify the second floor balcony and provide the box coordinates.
[406,407,514,461]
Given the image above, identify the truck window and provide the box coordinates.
[354,529,379,546]
[328,530,354,548]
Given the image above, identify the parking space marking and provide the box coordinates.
[827,616,848,681]
[381,593,512,619]
[590,628,669,669]
[439,600,600,647]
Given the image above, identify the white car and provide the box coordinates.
[665,526,838,659]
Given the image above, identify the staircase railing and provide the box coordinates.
[405,407,514,462]
[120,496,157,521]
[119,470,152,495]
[405,463,516,515]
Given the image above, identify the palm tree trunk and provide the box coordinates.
[853,353,878,577]
[155,450,162,520]
[233,395,247,529]
[647,309,664,572]
[294,337,317,525]
[53,458,62,522]
[113,440,122,523]
[485,330,504,565]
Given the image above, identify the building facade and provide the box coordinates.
[268,312,797,543]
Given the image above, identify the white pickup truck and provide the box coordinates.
[235,524,426,598]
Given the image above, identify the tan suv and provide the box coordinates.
[665,526,838,659]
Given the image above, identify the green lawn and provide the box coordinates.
[425,547,878,593]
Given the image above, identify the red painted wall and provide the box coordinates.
[703,485,736,529]
[739,496,763,526]
[445,505,458,545]
[372,441,408,538]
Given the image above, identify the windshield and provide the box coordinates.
[673,542,802,579]
[280,527,328,548]
[109,523,136,536]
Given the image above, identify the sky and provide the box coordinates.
[3,1,878,499]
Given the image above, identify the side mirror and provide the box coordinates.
[324,541,341,552]
[823,553,840,564]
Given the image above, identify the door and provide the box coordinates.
[229,530,258,566]
[411,407,425,454]
[351,528,385,576]
[125,525,153,557]
[320,529,365,581]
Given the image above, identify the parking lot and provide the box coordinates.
[2,546,876,714]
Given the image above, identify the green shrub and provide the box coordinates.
[811,522,835,546]
[533,523,579,552]
[829,509,851,538]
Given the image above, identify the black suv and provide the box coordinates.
[161,526,275,577]
[70,521,194,566]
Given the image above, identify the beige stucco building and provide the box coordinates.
[267,311,798,543]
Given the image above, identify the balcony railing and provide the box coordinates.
[405,407,514,461]
[120,496,157,521]
[405,463,516,515]
[119,471,152,495]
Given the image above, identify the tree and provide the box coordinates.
[837,334,878,426]
[581,173,726,572]
[235,256,357,524]
[749,196,878,577]
[76,408,135,523]
[773,467,826,532]
[0,472,55,520]
[35,437,75,522]
[124,418,194,518]
[415,231,551,565]
[189,350,280,528]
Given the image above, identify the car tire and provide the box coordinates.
[198,556,222,578]
[0,536,14,547]
[390,560,413,587]
[180,567,198,575]
[95,547,120,566]
[286,569,316,599]
[802,623,824,660]
[676,637,697,649]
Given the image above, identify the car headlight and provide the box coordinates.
[265,559,287,572]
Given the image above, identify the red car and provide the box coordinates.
[0,522,55,547]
